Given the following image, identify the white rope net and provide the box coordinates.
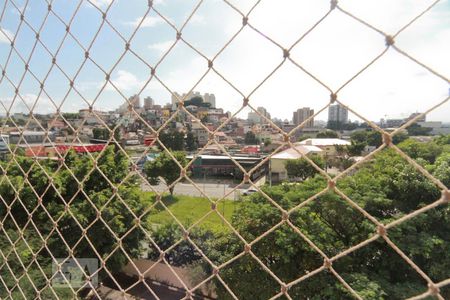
[0,0,449,299]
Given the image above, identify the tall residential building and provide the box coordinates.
[248,107,271,124]
[144,96,154,110]
[204,93,216,108]
[328,104,348,124]
[129,94,141,109]
[117,94,141,114]
[405,112,426,123]
[293,107,314,127]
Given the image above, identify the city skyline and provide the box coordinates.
[3,91,448,125]
[0,0,449,122]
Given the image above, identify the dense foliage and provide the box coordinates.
[150,135,450,299]
[285,155,325,180]
[1,133,449,299]
[0,147,148,298]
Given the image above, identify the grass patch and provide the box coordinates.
[141,192,238,232]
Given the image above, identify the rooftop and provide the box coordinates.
[271,145,322,160]
[297,138,351,146]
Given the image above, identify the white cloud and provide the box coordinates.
[89,0,113,8]
[148,40,175,52]
[10,0,449,121]
[104,70,145,91]
[166,0,450,122]
[0,28,13,44]
[0,94,56,115]
[126,16,164,28]
[188,14,205,25]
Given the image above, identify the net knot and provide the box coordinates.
[428,283,440,295]
[328,180,336,191]
[383,133,392,146]
[377,224,387,236]
[323,258,332,269]
[330,0,338,10]
[330,93,337,103]
[385,35,395,46]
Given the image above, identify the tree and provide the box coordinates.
[392,132,408,144]
[186,131,198,152]
[350,130,382,147]
[398,138,442,163]
[62,112,80,119]
[0,146,148,297]
[347,142,365,156]
[92,127,110,140]
[143,151,188,195]
[244,131,259,145]
[434,134,450,146]
[285,155,325,181]
[184,96,211,108]
[317,130,338,138]
[406,123,433,136]
[211,148,449,299]
[158,130,185,151]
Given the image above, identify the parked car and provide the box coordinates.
[242,188,258,196]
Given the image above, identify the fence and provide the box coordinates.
[0,0,449,299]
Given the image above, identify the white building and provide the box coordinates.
[0,135,9,152]
[418,121,450,135]
[248,107,271,124]
[270,145,323,182]
[328,104,348,124]
[297,138,350,156]
[117,94,141,113]
[79,109,109,125]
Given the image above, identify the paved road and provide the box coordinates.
[141,181,246,200]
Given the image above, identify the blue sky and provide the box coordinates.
[1,0,449,122]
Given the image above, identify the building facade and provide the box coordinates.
[144,96,154,110]
[293,107,314,127]
[328,104,348,124]
[248,107,271,124]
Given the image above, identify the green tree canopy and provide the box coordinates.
[244,131,260,145]
[285,155,325,181]
[0,146,148,298]
[143,151,188,195]
[206,147,449,299]
[158,130,185,151]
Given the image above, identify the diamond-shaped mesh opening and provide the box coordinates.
[336,148,443,220]
[332,239,430,299]
[290,191,376,258]
[217,253,281,299]
[388,207,450,284]
[288,269,355,299]
[250,223,324,283]
[1,0,450,299]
